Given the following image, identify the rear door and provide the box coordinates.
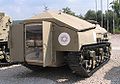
[25,23,43,63]
[43,21,52,67]
[9,24,24,62]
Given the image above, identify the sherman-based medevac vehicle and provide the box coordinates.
[9,11,111,77]
[0,12,11,62]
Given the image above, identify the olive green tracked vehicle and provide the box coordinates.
[9,11,111,77]
[0,12,11,62]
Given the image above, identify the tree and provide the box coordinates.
[104,10,115,33]
[111,0,120,31]
[84,10,96,20]
[62,7,75,16]
[111,0,120,17]
[84,9,114,33]
[84,10,103,28]
[62,7,84,19]
[96,10,102,26]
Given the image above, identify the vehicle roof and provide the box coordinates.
[26,11,95,31]
[95,24,107,34]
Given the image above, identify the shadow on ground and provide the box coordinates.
[15,66,85,84]
[104,66,120,84]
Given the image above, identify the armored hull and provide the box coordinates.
[0,12,11,62]
[9,11,111,77]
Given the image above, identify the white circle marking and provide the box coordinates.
[58,32,70,46]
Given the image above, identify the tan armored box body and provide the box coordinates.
[0,12,11,62]
[9,11,111,77]
[0,12,11,42]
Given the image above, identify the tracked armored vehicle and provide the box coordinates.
[0,12,11,62]
[9,11,111,77]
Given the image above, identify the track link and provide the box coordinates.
[0,62,19,67]
[65,42,111,77]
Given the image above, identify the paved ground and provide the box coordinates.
[0,34,120,84]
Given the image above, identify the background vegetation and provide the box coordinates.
[62,0,120,34]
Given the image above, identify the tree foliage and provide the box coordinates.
[62,7,75,16]
[84,10,96,20]
[62,4,120,33]
[111,0,120,17]
[110,0,120,31]
[62,7,84,19]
